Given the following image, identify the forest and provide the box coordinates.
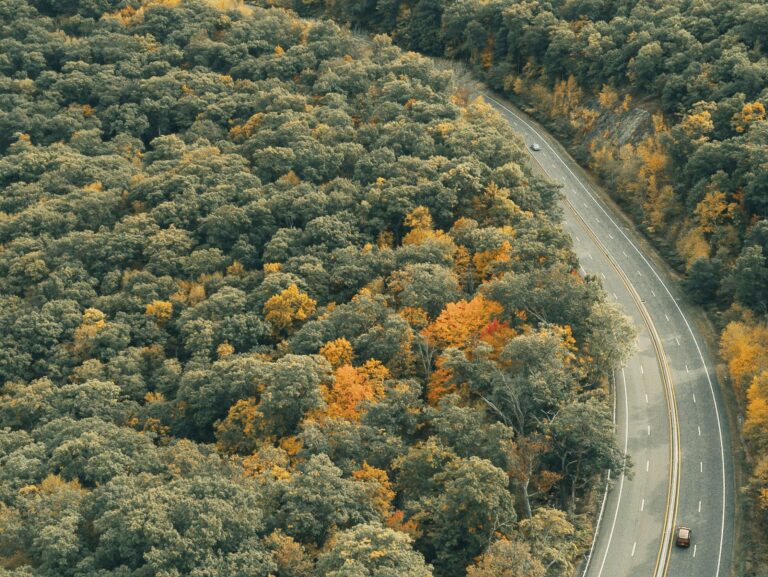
[279,0,768,572]
[0,0,638,576]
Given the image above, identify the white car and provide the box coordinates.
[530,143,541,151]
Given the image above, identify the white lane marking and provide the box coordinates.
[694,544,697,557]
[622,250,628,257]
[686,364,690,373]
[612,370,617,424]
[588,252,594,260]
[675,337,681,346]
[596,217,601,223]
[583,202,588,208]
[701,461,704,473]
[665,314,670,322]
[637,270,642,276]
[581,373,618,577]
[631,542,637,557]
[698,425,701,436]
[613,292,618,300]
[699,500,702,512]
[486,95,729,576]
[575,235,581,242]
[693,393,697,404]
[640,364,644,375]
[595,368,630,577]
[645,393,649,403]
[580,266,587,275]
[601,272,606,280]
[641,498,645,511]
[609,233,614,239]
[647,424,651,435]
[646,460,650,472]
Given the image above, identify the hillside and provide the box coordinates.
[0,1,635,576]
[279,0,768,572]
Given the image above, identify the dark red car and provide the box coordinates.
[675,526,692,548]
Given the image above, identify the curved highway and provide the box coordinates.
[482,92,735,577]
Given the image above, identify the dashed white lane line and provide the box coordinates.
[631,542,637,557]
[699,500,702,512]
[645,393,648,404]
[693,393,697,404]
[675,337,681,346]
[694,544,698,557]
[647,425,651,435]
[698,425,702,436]
[641,498,645,511]
[640,364,644,375]
[600,272,606,280]
[637,270,642,276]
[613,292,618,300]
[580,266,587,275]
[651,289,656,297]
[665,314,670,322]
[646,460,650,472]
[587,252,594,259]
[701,461,704,473]
[686,364,690,373]
[609,233,614,239]
[575,235,581,242]
[622,250,628,258]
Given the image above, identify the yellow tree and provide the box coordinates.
[472,240,512,283]
[324,361,388,420]
[215,398,262,454]
[467,538,545,577]
[680,103,715,143]
[598,84,619,110]
[402,206,457,266]
[422,295,503,350]
[720,320,768,396]
[694,191,738,235]
[319,338,354,368]
[73,308,107,356]
[745,371,768,453]
[263,284,316,335]
[352,462,396,517]
[145,300,173,324]
[732,101,766,133]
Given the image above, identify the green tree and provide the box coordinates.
[410,456,516,577]
[316,523,433,577]
[724,245,768,313]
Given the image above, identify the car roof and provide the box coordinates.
[678,527,691,536]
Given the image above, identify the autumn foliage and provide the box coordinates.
[264,284,317,334]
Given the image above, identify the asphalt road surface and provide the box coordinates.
[482,92,735,577]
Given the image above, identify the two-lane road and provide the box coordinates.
[483,92,735,577]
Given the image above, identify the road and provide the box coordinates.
[483,92,735,577]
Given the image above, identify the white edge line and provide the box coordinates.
[484,93,727,577]
[594,368,630,577]
[581,371,619,577]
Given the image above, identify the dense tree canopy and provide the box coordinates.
[0,1,635,576]
[283,0,768,571]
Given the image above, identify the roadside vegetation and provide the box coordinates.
[0,0,636,576]
[279,0,768,572]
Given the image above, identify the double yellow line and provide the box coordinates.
[562,196,681,577]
